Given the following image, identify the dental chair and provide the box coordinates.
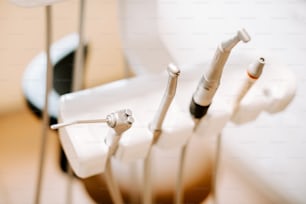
[15,0,297,203]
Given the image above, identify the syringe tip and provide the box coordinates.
[247,57,265,79]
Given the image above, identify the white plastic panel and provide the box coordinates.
[57,55,295,179]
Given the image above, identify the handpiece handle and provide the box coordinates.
[150,63,180,141]
[150,64,180,141]
[190,28,251,120]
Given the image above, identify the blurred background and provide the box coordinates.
[0,0,125,203]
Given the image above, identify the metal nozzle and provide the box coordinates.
[50,118,109,129]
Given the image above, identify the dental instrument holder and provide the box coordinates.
[57,55,295,180]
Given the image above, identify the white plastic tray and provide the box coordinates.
[57,55,295,181]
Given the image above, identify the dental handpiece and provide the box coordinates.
[51,109,134,159]
[212,58,265,204]
[102,109,134,204]
[104,109,134,155]
[150,63,180,142]
[51,109,134,204]
[234,57,265,108]
[51,109,134,155]
[143,63,180,204]
[190,28,251,120]
[51,109,133,129]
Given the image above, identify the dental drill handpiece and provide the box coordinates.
[189,28,251,125]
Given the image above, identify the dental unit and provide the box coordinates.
[10,0,297,201]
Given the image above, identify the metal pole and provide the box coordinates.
[34,5,52,204]
[72,0,86,91]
